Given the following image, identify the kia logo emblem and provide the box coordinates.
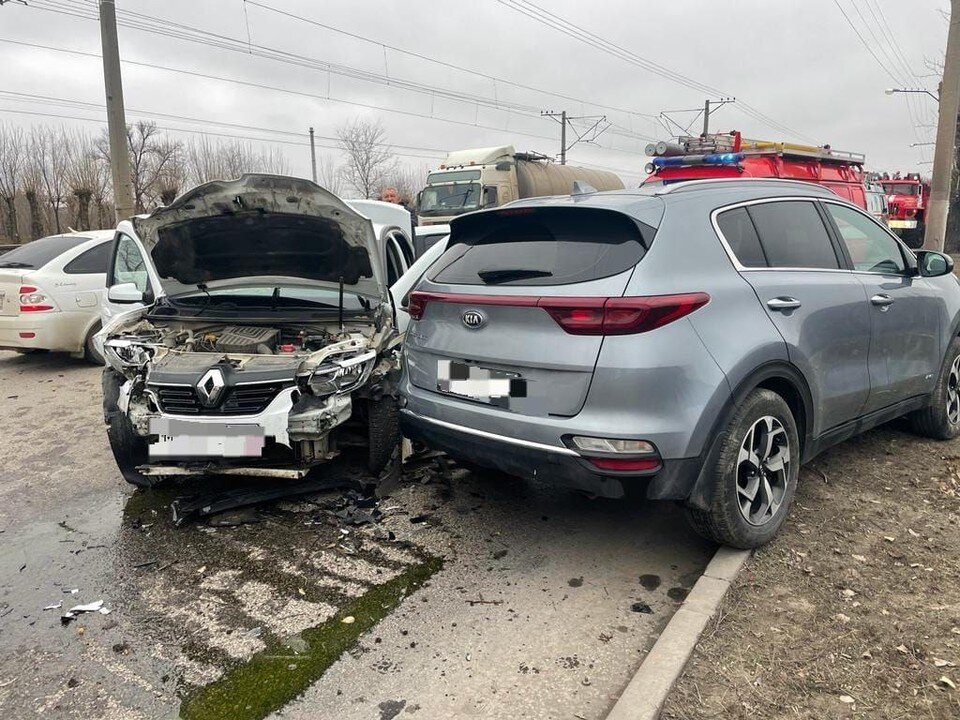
[461,310,486,329]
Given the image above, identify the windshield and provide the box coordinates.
[0,235,90,269]
[882,183,919,196]
[419,183,481,216]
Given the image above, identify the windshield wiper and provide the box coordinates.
[477,268,553,284]
[0,261,34,268]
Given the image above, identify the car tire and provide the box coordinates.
[83,322,104,365]
[685,388,800,549]
[102,369,155,488]
[910,336,960,440]
[366,397,401,474]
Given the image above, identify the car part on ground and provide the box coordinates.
[400,178,960,548]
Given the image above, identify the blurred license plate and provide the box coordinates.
[437,360,526,405]
[148,418,265,458]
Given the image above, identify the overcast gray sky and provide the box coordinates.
[0,0,948,187]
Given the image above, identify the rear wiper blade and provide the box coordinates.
[477,268,553,283]
[0,261,34,268]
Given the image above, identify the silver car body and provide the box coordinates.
[399,179,960,502]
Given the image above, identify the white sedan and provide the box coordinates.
[0,230,114,363]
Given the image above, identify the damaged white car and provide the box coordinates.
[99,174,402,487]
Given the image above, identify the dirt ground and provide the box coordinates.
[662,419,960,720]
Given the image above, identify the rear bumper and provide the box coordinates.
[0,312,84,352]
[400,407,703,500]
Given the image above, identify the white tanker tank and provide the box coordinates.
[417,145,624,226]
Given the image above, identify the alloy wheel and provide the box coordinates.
[947,355,960,425]
[736,415,790,527]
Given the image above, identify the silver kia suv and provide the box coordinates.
[398,179,960,548]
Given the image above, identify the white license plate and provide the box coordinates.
[436,359,526,406]
[148,418,265,458]
[889,219,917,229]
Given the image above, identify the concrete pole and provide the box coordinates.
[560,110,567,165]
[924,0,960,251]
[702,99,711,136]
[309,127,318,183]
[98,0,134,221]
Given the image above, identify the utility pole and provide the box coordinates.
[98,0,134,221]
[925,0,960,251]
[308,127,318,183]
[540,110,609,165]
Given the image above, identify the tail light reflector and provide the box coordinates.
[407,291,710,334]
[19,285,54,312]
[585,456,661,472]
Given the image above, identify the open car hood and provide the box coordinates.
[134,174,386,299]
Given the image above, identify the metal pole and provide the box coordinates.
[702,99,711,136]
[98,0,134,221]
[924,0,960,251]
[309,127,317,183]
[560,110,567,165]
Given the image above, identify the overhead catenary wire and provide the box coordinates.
[493,0,818,143]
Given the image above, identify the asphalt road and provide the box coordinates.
[0,350,714,720]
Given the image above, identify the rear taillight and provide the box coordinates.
[19,285,54,312]
[406,291,709,334]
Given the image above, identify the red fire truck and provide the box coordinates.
[643,131,868,209]
[879,174,929,248]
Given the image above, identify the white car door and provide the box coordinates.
[390,236,448,335]
[101,228,163,324]
[58,240,112,312]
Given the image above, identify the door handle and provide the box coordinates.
[766,297,801,311]
[870,294,895,309]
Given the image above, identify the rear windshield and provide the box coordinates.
[430,208,653,286]
[0,235,89,269]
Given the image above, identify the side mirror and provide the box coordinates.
[916,250,954,278]
[107,282,144,304]
[483,185,498,208]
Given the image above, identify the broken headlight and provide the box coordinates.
[304,350,377,397]
[103,337,154,372]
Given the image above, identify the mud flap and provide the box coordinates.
[684,430,729,512]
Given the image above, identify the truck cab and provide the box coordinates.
[880,174,928,248]
[418,146,518,226]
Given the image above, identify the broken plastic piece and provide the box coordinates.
[60,600,109,624]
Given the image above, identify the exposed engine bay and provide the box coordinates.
[102,315,400,477]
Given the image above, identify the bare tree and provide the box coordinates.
[22,132,46,239]
[315,152,344,195]
[0,123,25,242]
[98,121,182,213]
[36,126,70,234]
[185,137,289,185]
[155,144,187,205]
[67,130,104,231]
[336,118,396,198]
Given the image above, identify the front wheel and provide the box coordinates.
[686,389,800,548]
[910,337,960,440]
[102,368,155,488]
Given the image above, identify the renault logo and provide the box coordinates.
[461,310,486,329]
[196,367,226,407]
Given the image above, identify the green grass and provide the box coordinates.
[178,555,442,720]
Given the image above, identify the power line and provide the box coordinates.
[494,0,817,142]
[830,0,904,83]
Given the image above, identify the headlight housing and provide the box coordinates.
[103,338,154,372]
[304,350,377,397]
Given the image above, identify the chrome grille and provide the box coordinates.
[152,383,287,415]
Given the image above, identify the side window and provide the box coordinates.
[63,242,112,274]
[385,237,404,286]
[716,207,767,267]
[747,201,840,270]
[111,233,149,293]
[824,203,905,274]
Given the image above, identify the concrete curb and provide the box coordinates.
[605,546,752,720]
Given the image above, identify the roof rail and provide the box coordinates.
[654,177,837,196]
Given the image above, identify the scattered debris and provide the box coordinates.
[568,577,584,588]
[409,514,431,524]
[938,676,956,690]
[839,695,855,704]
[42,602,62,611]
[67,677,80,689]
[465,594,503,606]
[492,549,508,560]
[934,658,955,668]
[60,600,110,625]
[631,601,653,614]
[207,507,262,527]
[342,616,356,624]
[132,559,159,569]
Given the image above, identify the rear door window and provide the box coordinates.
[716,207,767,267]
[431,208,652,286]
[64,241,111,274]
[747,201,840,270]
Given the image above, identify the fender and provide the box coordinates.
[682,360,814,512]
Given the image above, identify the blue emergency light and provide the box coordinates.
[651,153,744,168]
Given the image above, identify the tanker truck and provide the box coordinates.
[417,145,624,226]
